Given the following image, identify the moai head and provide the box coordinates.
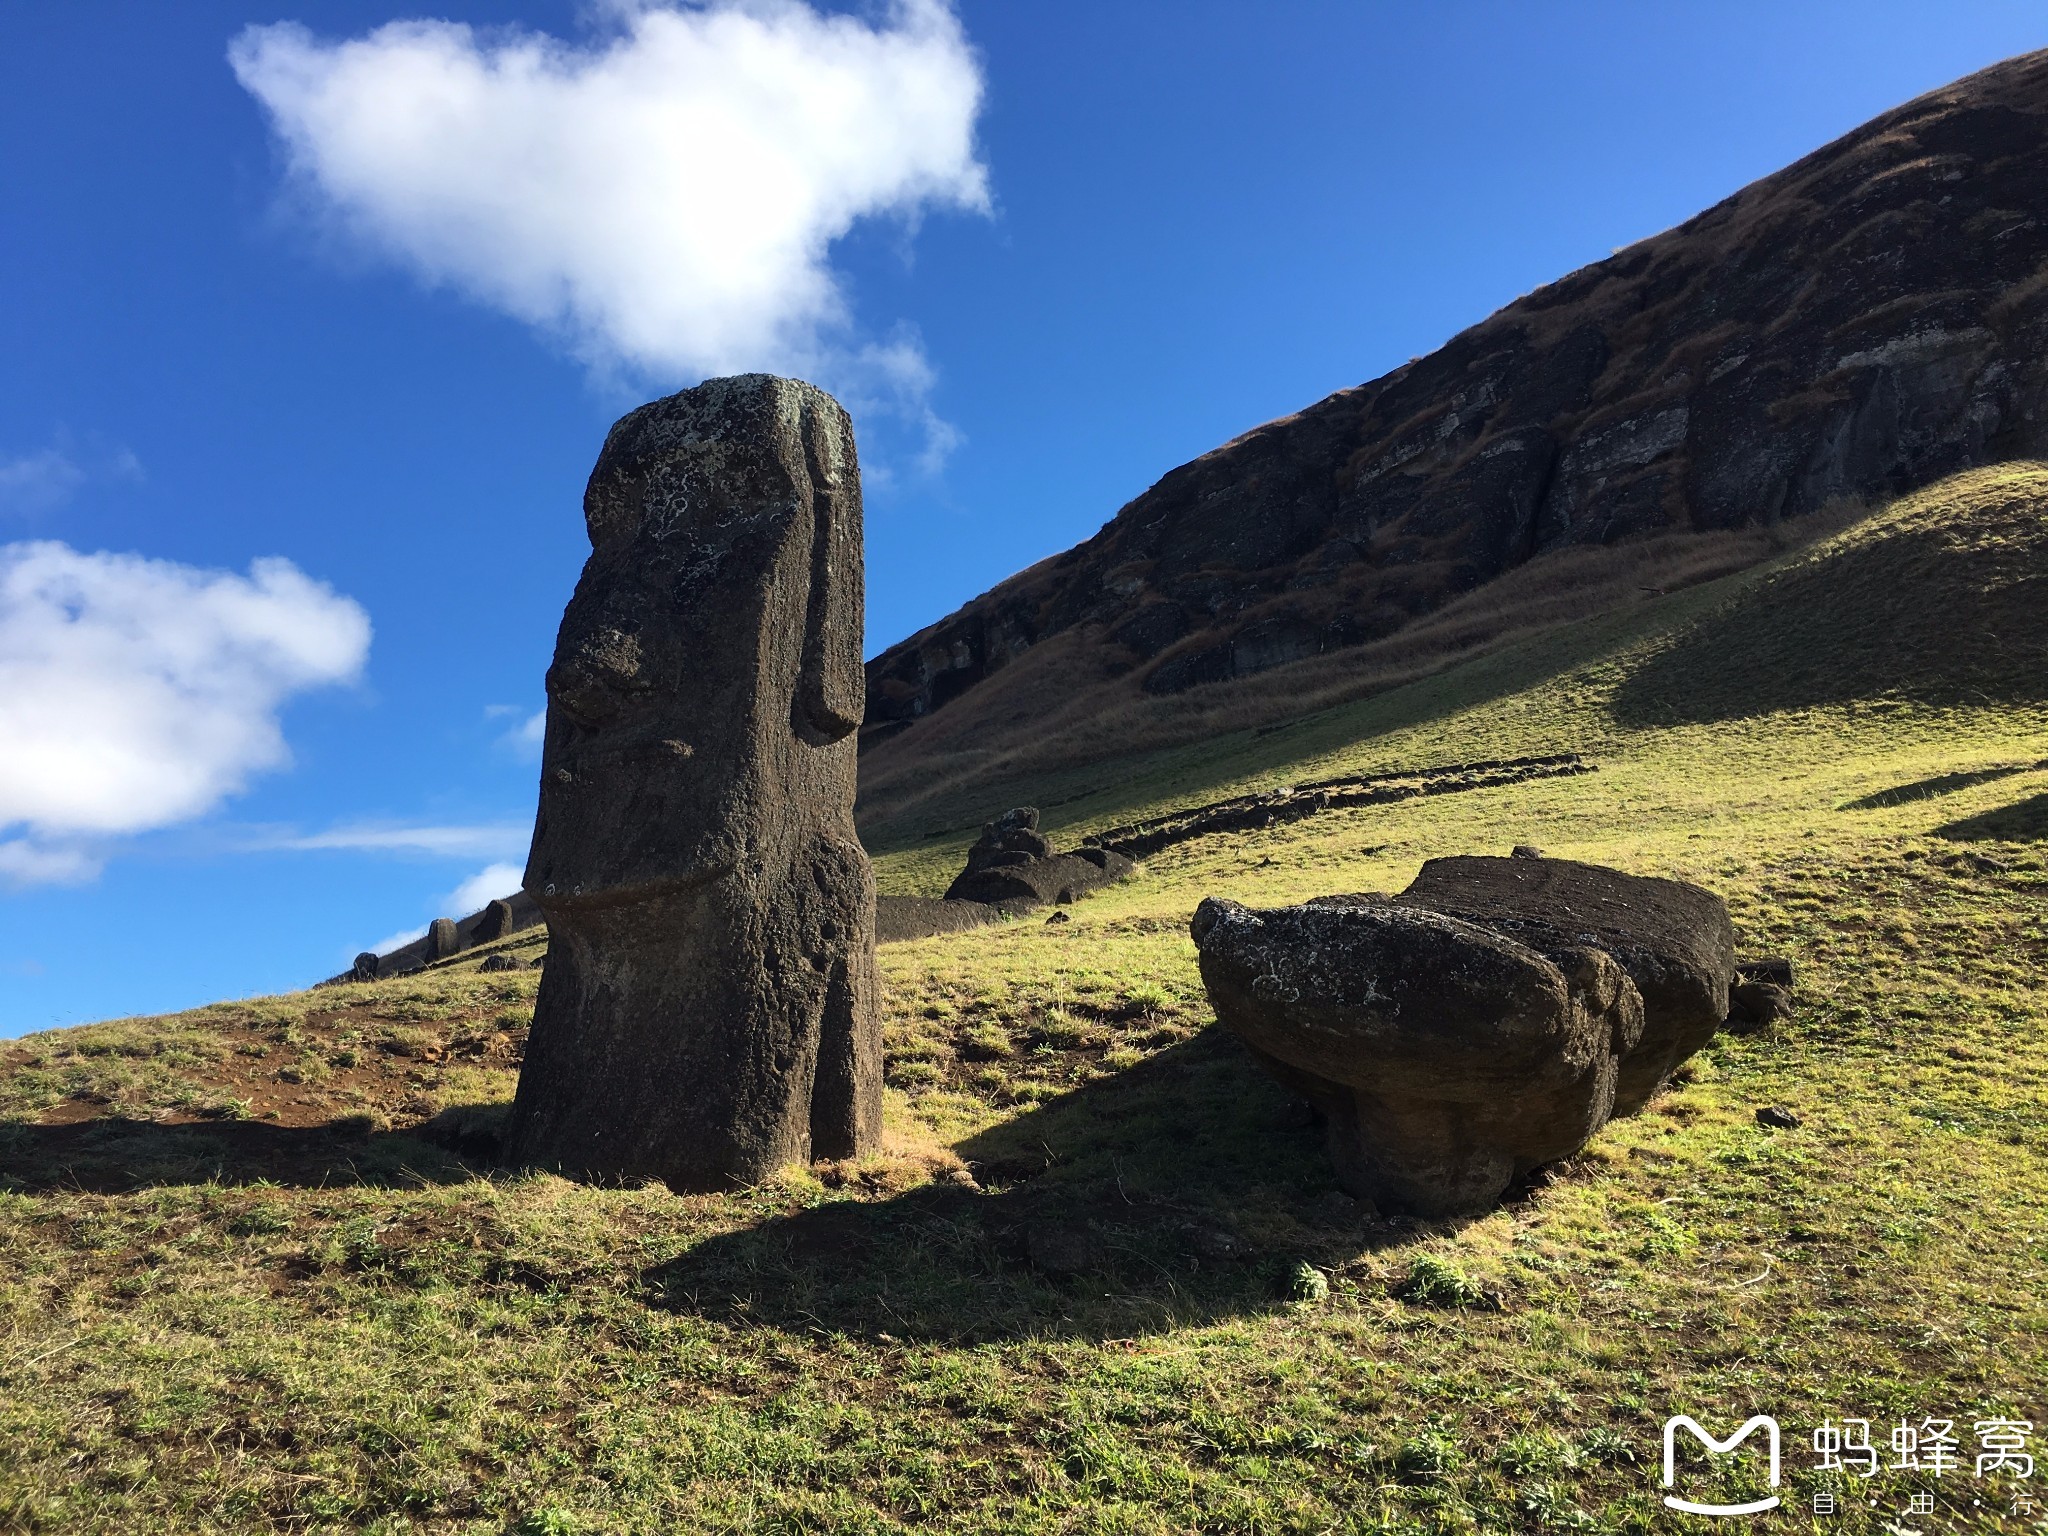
[525,375,864,911]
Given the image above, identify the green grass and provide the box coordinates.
[3,468,2047,1532]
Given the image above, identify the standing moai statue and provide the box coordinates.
[503,375,881,1191]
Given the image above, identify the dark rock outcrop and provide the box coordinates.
[865,52,2048,737]
[943,807,1135,906]
[478,954,525,973]
[504,375,882,1192]
[1395,856,1735,1115]
[347,951,379,983]
[1192,855,1737,1214]
[1192,894,1646,1216]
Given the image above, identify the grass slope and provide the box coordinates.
[4,467,2048,1534]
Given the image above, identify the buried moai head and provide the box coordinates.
[526,374,866,908]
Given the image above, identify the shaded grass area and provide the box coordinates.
[5,470,2048,1532]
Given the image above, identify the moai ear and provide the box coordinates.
[794,395,865,744]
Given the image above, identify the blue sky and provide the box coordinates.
[2,0,2043,1035]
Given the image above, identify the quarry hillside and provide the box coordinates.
[858,48,2048,843]
[4,463,2045,1532]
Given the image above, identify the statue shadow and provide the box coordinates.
[639,1027,1474,1344]
[1839,763,2038,811]
[0,1105,506,1195]
[1933,790,2048,843]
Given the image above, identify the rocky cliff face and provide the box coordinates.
[866,50,2048,737]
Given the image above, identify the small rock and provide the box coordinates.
[1756,1105,1801,1129]
[1726,979,1794,1034]
[479,954,523,973]
[1044,910,1071,925]
[347,951,380,982]
[1510,844,1546,859]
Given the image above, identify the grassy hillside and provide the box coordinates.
[5,467,2048,1533]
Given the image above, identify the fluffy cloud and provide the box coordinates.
[230,0,988,452]
[0,542,371,885]
[0,440,142,518]
[444,861,525,916]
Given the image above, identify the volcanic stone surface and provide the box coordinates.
[943,807,1135,906]
[1191,894,1646,1217]
[1395,855,1735,1115]
[504,374,881,1192]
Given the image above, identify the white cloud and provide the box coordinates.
[0,440,143,518]
[278,821,529,858]
[444,861,525,915]
[488,705,547,760]
[0,541,371,886]
[230,1,989,461]
[0,839,101,888]
[362,923,427,957]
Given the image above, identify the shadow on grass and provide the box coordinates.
[639,1028,1475,1344]
[1934,791,2048,842]
[0,1106,503,1194]
[1840,763,2040,811]
[1610,500,2048,727]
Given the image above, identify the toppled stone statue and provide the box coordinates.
[1395,855,1736,1116]
[944,807,1135,907]
[504,375,881,1192]
[1192,855,1738,1216]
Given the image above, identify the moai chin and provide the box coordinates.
[504,375,881,1191]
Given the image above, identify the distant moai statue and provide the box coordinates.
[424,917,461,962]
[473,898,516,944]
[503,375,881,1191]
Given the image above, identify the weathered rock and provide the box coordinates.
[348,951,379,983]
[478,954,524,973]
[1756,1105,1802,1130]
[1396,855,1735,1114]
[1726,979,1795,1034]
[1191,894,1645,1216]
[473,898,517,944]
[504,375,881,1193]
[943,813,1137,906]
[424,917,461,963]
[1511,844,1546,859]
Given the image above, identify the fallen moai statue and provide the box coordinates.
[1192,855,1744,1216]
[944,807,1135,906]
[503,374,881,1192]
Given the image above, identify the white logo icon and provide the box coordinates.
[1662,1415,1783,1516]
